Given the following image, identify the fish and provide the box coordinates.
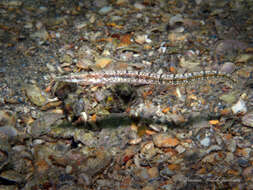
[54,70,236,86]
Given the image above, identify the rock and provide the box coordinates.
[0,170,24,184]
[94,0,108,8]
[134,2,145,10]
[242,112,253,127]
[169,14,184,26]
[147,167,159,179]
[99,6,112,14]
[215,40,248,57]
[140,142,157,159]
[153,134,179,148]
[220,62,236,73]
[0,110,16,127]
[29,112,64,136]
[219,91,238,104]
[175,145,186,154]
[235,54,253,63]
[226,139,237,152]
[231,99,247,115]
[200,136,211,147]
[30,28,49,41]
[160,167,175,177]
[25,84,48,107]
[95,57,113,69]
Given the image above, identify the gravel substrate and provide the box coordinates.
[0,0,253,189]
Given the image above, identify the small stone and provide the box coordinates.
[168,33,188,42]
[242,112,253,127]
[134,168,149,181]
[160,167,175,177]
[0,110,16,127]
[195,0,202,5]
[30,28,49,41]
[0,126,18,139]
[238,158,249,168]
[231,99,247,115]
[75,21,88,30]
[220,62,236,73]
[1,0,23,7]
[242,166,253,178]
[99,6,112,14]
[76,58,93,69]
[147,167,159,179]
[169,14,184,26]
[116,0,129,5]
[175,145,186,154]
[153,134,179,148]
[225,152,234,163]
[30,112,64,136]
[60,54,72,64]
[129,137,142,145]
[135,34,151,44]
[140,142,157,159]
[134,2,145,10]
[236,54,253,63]
[219,91,238,104]
[95,57,113,69]
[206,145,222,154]
[238,148,251,159]
[93,0,108,8]
[226,139,237,152]
[0,170,24,183]
[65,165,72,174]
[179,57,200,69]
[200,136,210,147]
[202,153,217,163]
[215,40,248,57]
[25,84,48,107]
[160,184,173,190]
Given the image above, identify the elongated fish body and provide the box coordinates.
[54,70,235,85]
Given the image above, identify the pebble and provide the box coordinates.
[0,110,16,127]
[147,167,159,179]
[0,126,18,139]
[220,62,236,73]
[219,91,238,104]
[95,57,113,69]
[241,112,253,127]
[140,142,157,159]
[0,170,24,184]
[226,139,237,152]
[231,99,247,115]
[134,2,145,10]
[206,145,222,154]
[134,168,149,181]
[175,145,186,154]
[25,84,48,107]
[169,14,184,26]
[99,6,112,14]
[153,134,179,148]
[0,0,251,189]
[238,158,249,168]
[200,136,211,147]
[135,34,151,44]
[160,167,175,178]
[242,166,253,178]
[30,28,49,41]
[215,40,248,57]
[1,0,22,7]
[93,0,108,8]
[29,112,64,136]
[235,54,253,63]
